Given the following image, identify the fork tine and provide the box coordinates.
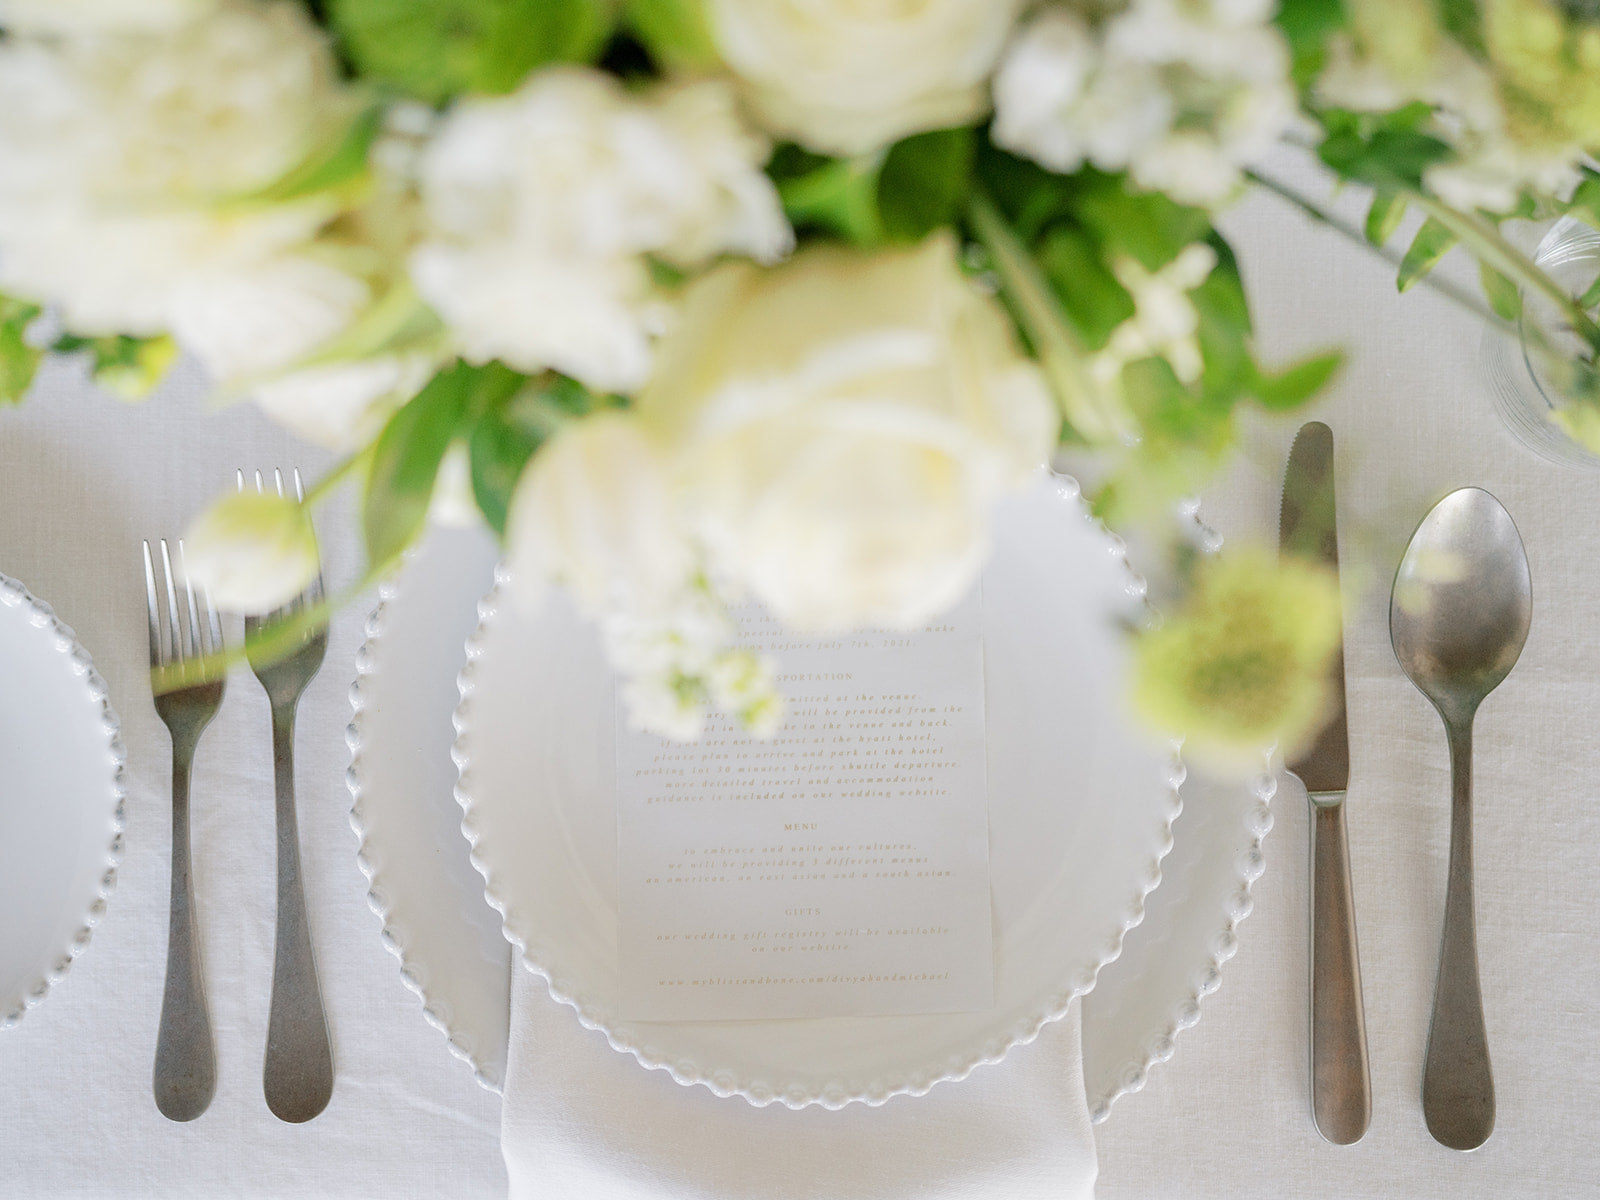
[254,469,265,495]
[142,540,162,668]
[178,541,202,661]
[158,539,183,667]
[236,468,245,494]
[291,468,304,504]
[201,584,223,656]
[274,467,285,499]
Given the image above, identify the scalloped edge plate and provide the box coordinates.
[346,493,1272,1116]
[453,473,1181,1109]
[0,571,126,1028]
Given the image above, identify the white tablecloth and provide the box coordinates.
[6,144,1600,1196]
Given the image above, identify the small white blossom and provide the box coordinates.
[0,0,216,34]
[1103,243,1218,384]
[993,0,1296,206]
[411,68,791,393]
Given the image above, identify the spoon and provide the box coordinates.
[1390,487,1531,1151]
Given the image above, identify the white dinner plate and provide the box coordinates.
[0,571,125,1027]
[346,489,1273,1116]
[453,473,1179,1108]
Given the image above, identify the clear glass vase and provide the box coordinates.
[1483,215,1600,469]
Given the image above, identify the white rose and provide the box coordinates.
[411,68,790,393]
[639,233,1054,632]
[505,411,697,613]
[707,0,1026,157]
[0,1,347,335]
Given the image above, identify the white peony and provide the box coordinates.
[992,1,1296,206]
[706,0,1027,157]
[250,354,433,452]
[410,68,791,394]
[639,233,1054,633]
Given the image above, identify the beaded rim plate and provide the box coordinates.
[0,571,126,1029]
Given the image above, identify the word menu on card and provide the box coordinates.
[615,593,993,1022]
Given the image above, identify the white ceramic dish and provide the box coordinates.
[0,571,125,1028]
[452,474,1180,1108]
[346,495,1272,1116]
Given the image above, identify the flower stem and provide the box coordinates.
[1245,169,1502,330]
[967,191,1131,445]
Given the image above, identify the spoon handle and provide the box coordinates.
[1424,718,1494,1150]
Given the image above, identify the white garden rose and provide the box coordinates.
[638,233,1055,633]
[411,68,790,394]
[0,2,348,336]
[706,0,1026,157]
[506,411,697,613]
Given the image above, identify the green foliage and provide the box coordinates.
[1396,217,1457,290]
[0,297,42,407]
[244,104,384,205]
[1365,190,1407,245]
[877,128,975,243]
[468,374,610,534]
[1274,0,1346,88]
[1318,105,1453,192]
[1479,262,1523,321]
[329,0,616,104]
[771,147,885,246]
[623,0,717,70]
[363,361,480,568]
[51,331,178,400]
[1253,353,1344,410]
[1034,226,1135,349]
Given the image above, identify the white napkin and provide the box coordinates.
[502,965,1098,1200]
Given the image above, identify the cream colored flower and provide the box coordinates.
[639,233,1054,632]
[706,0,1026,157]
[993,1,1295,205]
[0,2,348,336]
[410,68,790,393]
[181,490,318,613]
[506,411,697,613]
[1132,548,1342,773]
[250,354,433,452]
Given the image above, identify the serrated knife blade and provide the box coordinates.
[1279,420,1371,1146]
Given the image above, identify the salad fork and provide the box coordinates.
[144,539,222,1123]
[242,468,333,1124]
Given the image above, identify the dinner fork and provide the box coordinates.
[242,468,334,1124]
[145,539,222,1123]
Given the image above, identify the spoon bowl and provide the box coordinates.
[1391,488,1533,723]
[1390,486,1531,1152]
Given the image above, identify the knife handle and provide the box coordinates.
[1309,794,1372,1145]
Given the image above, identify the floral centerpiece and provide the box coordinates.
[4,0,1599,765]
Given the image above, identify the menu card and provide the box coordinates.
[615,593,993,1022]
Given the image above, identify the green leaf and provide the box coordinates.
[1365,190,1406,245]
[1069,171,1212,271]
[0,297,42,407]
[1274,0,1346,88]
[876,127,974,243]
[1578,271,1600,312]
[1034,226,1134,350]
[1252,352,1343,410]
[1565,173,1600,230]
[1396,217,1457,291]
[244,104,384,205]
[624,0,718,70]
[1318,106,1452,192]
[468,406,542,535]
[362,361,477,568]
[1479,262,1523,321]
[329,0,617,104]
[773,151,884,246]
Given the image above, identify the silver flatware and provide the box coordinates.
[1391,487,1531,1151]
[144,538,223,1123]
[242,468,333,1124]
[1280,421,1372,1146]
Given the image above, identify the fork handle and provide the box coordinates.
[263,704,334,1123]
[154,752,216,1122]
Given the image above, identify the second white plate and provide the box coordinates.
[347,491,1273,1116]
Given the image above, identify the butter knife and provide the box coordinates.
[1280,420,1372,1145]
